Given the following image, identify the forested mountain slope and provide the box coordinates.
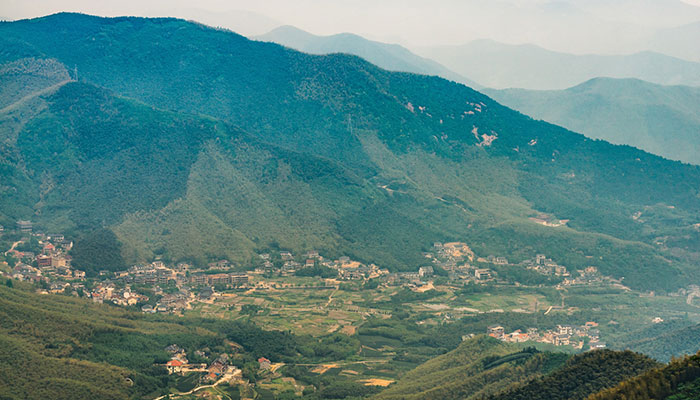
[373,336,569,400]
[486,349,660,400]
[589,350,700,400]
[0,14,699,291]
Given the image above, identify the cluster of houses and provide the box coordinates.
[106,261,250,312]
[5,227,85,286]
[487,322,606,350]
[163,344,238,383]
[424,242,619,288]
[88,283,149,305]
[425,242,498,283]
[254,251,387,281]
[522,254,570,277]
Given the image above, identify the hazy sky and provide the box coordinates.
[2,0,699,55]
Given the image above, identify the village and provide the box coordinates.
[1,219,695,398]
[484,322,607,351]
[1,219,633,322]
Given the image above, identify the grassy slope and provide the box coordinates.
[617,323,700,362]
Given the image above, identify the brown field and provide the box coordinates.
[360,379,394,387]
[311,364,338,374]
[340,325,357,335]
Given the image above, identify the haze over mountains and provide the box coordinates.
[416,40,700,90]
[1,13,700,292]
[485,78,700,165]
[255,25,480,88]
[4,0,699,61]
[251,24,700,169]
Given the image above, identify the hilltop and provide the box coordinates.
[0,14,699,291]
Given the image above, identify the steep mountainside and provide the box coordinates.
[416,39,700,89]
[485,78,700,165]
[486,349,660,400]
[590,350,700,400]
[1,14,700,291]
[254,25,481,88]
[373,336,569,400]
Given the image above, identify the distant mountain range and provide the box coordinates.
[255,25,481,88]
[416,39,700,90]
[644,21,700,63]
[484,78,700,165]
[1,14,700,292]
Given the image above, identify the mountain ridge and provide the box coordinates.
[254,25,482,89]
[1,13,699,291]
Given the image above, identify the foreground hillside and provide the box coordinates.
[487,349,660,400]
[0,282,364,399]
[0,282,222,399]
[373,335,659,400]
[1,14,700,291]
[590,350,700,400]
[485,78,700,165]
[373,336,567,400]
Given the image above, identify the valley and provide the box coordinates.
[1,9,700,400]
[4,222,700,399]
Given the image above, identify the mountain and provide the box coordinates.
[645,21,700,63]
[1,14,700,291]
[373,336,569,400]
[373,335,658,400]
[254,25,481,88]
[484,78,700,165]
[485,349,660,400]
[416,39,700,89]
[590,350,700,400]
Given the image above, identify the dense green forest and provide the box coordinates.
[372,336,569,400]
[486,350,660,400]
[590,350,700,400]
[0,14,699,291]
